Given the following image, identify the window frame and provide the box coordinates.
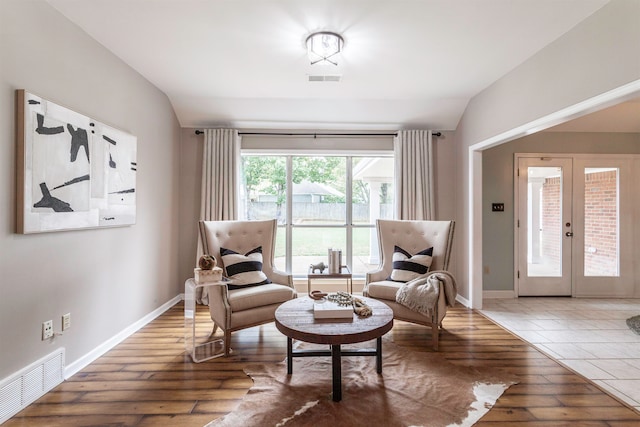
[241,148,394,278]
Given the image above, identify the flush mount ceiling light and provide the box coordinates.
[306,31,344,66]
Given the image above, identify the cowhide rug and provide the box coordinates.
[206,339,518,427]
[627,315,640,335]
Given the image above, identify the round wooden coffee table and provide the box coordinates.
[274,296,393,402]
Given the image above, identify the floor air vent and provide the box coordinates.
[308,75,341,82]
[0,348,64,424]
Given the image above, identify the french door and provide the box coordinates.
[515,154,634,297]
[516,157,573,296]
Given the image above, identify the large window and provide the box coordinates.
[240,154,394,277]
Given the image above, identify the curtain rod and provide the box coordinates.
[194,130,442,137]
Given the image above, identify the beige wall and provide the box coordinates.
[453,0,640,305]
[177,130,457,283]
[0,0,181,379]
[432,131,460,277]
[178,129,204,283]
[458,0,640,147]
[482,132,640,292]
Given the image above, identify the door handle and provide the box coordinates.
[565,231,574,237]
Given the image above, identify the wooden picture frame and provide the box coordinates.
[16,90,137,233]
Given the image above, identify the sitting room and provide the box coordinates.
[1,0,639,425]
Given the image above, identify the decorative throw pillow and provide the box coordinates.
[220,246,271,290]
[387,245,433,282]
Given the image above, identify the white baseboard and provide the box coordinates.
[64,294,183,379]
[483,290,516,299]
[455,294,470,307]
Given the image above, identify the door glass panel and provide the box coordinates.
[584,168,619,277]
[527,167,562,277]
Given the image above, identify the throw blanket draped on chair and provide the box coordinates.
[395,270,457,317]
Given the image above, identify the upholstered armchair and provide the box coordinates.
[199,219,297,355]
[363,219,455,350]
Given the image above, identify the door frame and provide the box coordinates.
[572,156,634,297]
[514,155,573,296]
[514,153,638,298]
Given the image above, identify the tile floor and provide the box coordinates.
[479,297,640,412]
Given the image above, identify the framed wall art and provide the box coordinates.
[16,90,137,233]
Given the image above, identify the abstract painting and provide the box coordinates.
[16,90,137,233]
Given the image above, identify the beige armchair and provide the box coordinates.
[363,219,455,350]
[199,219,297,355]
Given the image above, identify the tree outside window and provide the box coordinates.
[240,154,393,276]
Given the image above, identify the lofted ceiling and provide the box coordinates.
[46,0,617,131]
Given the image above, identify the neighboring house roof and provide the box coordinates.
[293,180,343,197]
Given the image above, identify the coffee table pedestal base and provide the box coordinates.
[285,337,383,402]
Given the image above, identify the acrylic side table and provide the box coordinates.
[307,265,353,294]
[184,278,225,362]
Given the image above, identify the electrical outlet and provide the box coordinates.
[62,313,71,331]
[42,320,53,340]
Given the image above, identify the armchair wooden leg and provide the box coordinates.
[211,322,219,335]
[431,323,439,351]
[224,331,232,356]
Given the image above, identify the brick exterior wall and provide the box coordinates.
[584,170,618,276]
[540,170,618,277]
[541,177,561,271]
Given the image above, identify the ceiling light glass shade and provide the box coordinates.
[306,31,344,66]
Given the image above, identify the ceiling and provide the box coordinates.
[47,0,627,131]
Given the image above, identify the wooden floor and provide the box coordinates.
[6,302,640,426]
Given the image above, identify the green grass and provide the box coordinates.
[274,227,373,256]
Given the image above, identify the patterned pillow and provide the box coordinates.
[220,246,271,290]
[387,245,433,282]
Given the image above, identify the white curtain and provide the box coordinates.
[394,130,435,220]
[196,128,241,303]
[200,128,240,221]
